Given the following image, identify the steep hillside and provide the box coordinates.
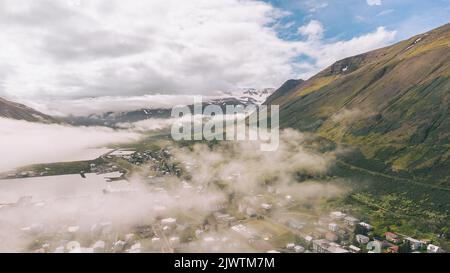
[265,79,304,105]
[0,97,57,123]
[267,23,450,182]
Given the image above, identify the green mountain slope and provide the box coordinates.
[267,23,450,182]
[265,79,304,104]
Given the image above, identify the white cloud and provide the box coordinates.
[0,127,345,252]
[298,20,324,41]
[0,0,296,99]
[16,94,213,116]
[366,0,382,6]
[0,0,396,100]
[0,118,140,172]
[293,23,396,79]
[306,1,328,12]
[377,9,395,16]
[116,118,179,132]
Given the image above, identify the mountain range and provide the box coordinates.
[266,23,450,182]
[63,95,268,127]
[1,88,275,127]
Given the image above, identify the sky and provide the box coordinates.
[0,0,448,100]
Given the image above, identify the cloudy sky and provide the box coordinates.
[0,0,449,100]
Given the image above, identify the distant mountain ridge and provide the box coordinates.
[267,23,450,182]
[0,97,57,123]
[64,94,270,127]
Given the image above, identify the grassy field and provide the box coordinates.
[330,159,450,249]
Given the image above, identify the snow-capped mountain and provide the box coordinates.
[224,88,276,105]
[62,88,275,127]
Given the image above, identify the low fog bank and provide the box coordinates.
[14,94,229,117]
[116,118,179,132]
[173,129,338,195]
[0,121,348,252]
[0,174,226,252]
[0,118,140,172]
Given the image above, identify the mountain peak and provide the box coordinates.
[264,79,304,105]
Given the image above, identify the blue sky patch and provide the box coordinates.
[265,0,450,42]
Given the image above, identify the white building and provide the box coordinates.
[312,239,349,253]
[92,240,106,253]
[330,211,346,220]
[151,237,161,247]
[359,222,373,231]
[326,243,349,253]
[294,245,305,253]
[344,216,359,226]
[427,244,444,253]
[356,234,370,244]
[161,217,177,226]
[127,242,142,253]
[66,241,81,252]
[312,239,328,253]
[261,203,272,210]
[366,240,383,253]
[349,245,361,253]
[170,237,180,245]
[328,223,339,232]
[112,240,126,252]
[405,237,422,251]
[304,235,313,244]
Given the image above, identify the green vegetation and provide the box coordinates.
[329,159,450,249]
[263,25,450,246]
[18,158,105,177]
[269,24,450,182]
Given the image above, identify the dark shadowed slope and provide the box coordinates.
[267,23,450,181]
[0,97,57,123]
[264,79,304,105]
